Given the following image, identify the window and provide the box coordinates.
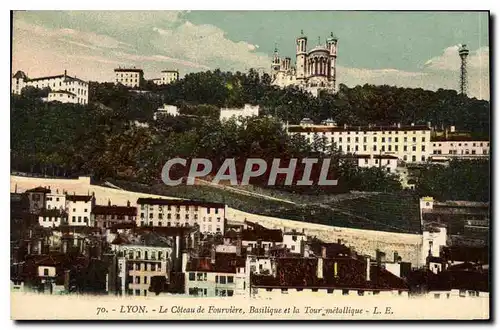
[43,269,49,276]
[140,213,144,218]
[159,213,163,219]
[149,213,153,219]
[395,137,398,143]
[342,289,349,296]
[227,276,234,283]
[327,289,334,294]
[358,290,364,296]
[219,276,227,284]
[412,155,416,162]
[412,146,416,151]
[421,156,425,162]
[373,145,377,151]
[382,137,385,143]
[421,146,425,151]
[422,137,426,142]
[84,208,87,212]
[78,216,82,223]
[373,137,377,142]
[281,288,288,294]
[135,276,140,284]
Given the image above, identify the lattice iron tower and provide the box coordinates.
[458,44,470,96]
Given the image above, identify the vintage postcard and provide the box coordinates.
[10,10,490,320]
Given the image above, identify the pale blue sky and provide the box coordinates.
[12,11,490,99]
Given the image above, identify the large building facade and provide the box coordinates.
[152,70,179,85]
[114,68,144,88]
[12,70,89,105]
[271,31,338,97]
[136,198,226,234]
[287,122,432,163]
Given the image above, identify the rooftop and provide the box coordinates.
[136,198,225,208]
[288,124,431,133]
[93,205,136,216]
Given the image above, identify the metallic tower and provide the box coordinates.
[458,44,469,96]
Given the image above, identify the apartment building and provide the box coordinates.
[12,70,89,105]
[66,194,96,227]
[113,242,173,297]
[152,70,179,85]
[136,198,225,234]
[92,201,137,229]
[38,209,67,228]
[114,67,144,88]
[45,191,66,211]
[184,253,247,297]
[287,122,432,163]
[430,138,490,162]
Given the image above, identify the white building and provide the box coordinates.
[282,230,307,254]
[271,31,337,97]
[287,123,432,164]
[12,70,89,105]
[220,104,259,122]
[113,243,173,297]
[430,138,490,162]
[66,194,95,227]
[345,154,399,173]
[38,209,67,228]
[154,104,179,120]
[45,191,66,211]
[114,67,144,88]
[152,70,179,85]
[136,198,226,234]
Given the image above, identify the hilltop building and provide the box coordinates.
[12,70,89,105]
[114,67,144,88]
[220,104,259,122]
[271,31,338,97]
[287,122,432,164]
[152,70,179,85]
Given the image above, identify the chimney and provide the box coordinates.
[366,256,371,282]
[211,247,216,264]
[14,184,17,193]
[62,240,68,253]
[317,257,324,279]
[376,249,382,266]
[344,123,347,129]
[181,252,189,273]
[64,69,67,77]
[397,123,401,128]
[108,199,111,206]
[127,200,130,207]
[411,123,415,127]
[334,262,338,278]
[394,252,399,263]
[427,121,431,129]
[321,246,327,259]
[337,239,341,244]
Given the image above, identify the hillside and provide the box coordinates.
[108,179,421,234]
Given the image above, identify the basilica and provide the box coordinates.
[271,31,338,97]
